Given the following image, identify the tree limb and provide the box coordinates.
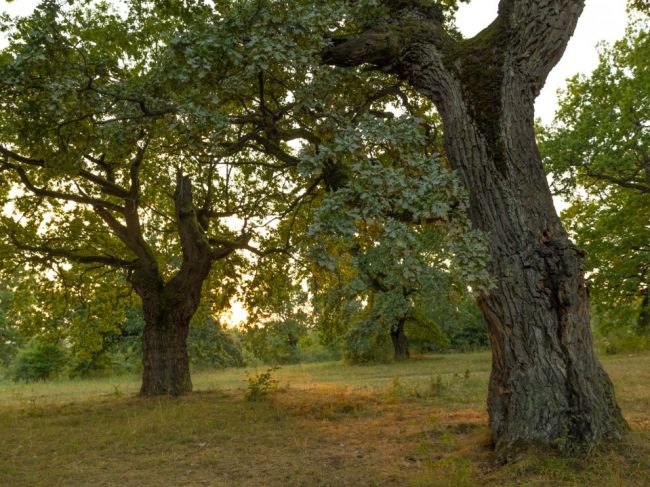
[7,231,134,268]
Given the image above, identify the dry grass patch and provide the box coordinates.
[1,351,649,486]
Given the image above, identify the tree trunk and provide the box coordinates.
[442,103,627,456]
[424,55,627,457]
[638,287,650,335]
[390,319,410,360]
[136,270,210,396]
[323,0,628,456]
[140,302,193,396]
[133,173,215,396]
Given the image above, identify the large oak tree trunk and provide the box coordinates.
[137,270,209,396]
[140,302,193,396]
[323,0,628,455]
[440,91,627,455]
[131,173,215,396]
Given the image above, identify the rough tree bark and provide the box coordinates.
[125,174,214,395]
[390,318,410,360]
[325,0,628,455]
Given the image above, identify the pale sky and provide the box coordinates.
[1,0,629,123]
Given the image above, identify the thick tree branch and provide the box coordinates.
[584,169,650,194]
[173,172,212,268]
[323,30,402,68]
[128,141,148,200]
[93,207,157,271]
[209,233,252,260]
[77,169,130,198]
[7,231,134,268]
[497,0,585,93]
[0,146,45,166]
[2,161,125,213]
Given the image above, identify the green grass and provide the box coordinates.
[1,350,649,486]
[0,352,492,407]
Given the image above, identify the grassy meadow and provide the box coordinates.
[1,351,649,486]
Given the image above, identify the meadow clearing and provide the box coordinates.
[1,350,649,486]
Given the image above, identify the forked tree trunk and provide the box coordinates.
[132,173,215,396]
[390,319,410,360]
[323,0,628,456]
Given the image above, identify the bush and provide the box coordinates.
[243,319,306,365]
[297,331,341,363]
[595,328,650,355]
[344,324,393,364]
[10,339,68,383]
[245,366,279,401]
[188,320,244,369]
[0,325,23,370]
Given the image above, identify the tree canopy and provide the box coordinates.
[539,9,650,334]
[0,0,484,393]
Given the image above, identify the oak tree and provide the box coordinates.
[0,0,342,394]
[324,0,628,455]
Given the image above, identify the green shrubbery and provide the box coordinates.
[242,318,307,365]
[592,308,650,355]
[245,366,279,401]
[596,329,650,355]
[343,323,394,363]
[188,320,244,369]
[10,339,68,383]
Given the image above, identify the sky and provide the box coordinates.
[1,0,629,122]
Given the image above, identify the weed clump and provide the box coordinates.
[245,366,279,401]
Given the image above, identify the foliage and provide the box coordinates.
[188,318,244,369]
[0,325,22,374]
[299,109,489,362]
[243,318,307,365]
[539,13,650,335]
[0,1,491,386]
[10,338,68,383]
[295,330,342,363]
[344,320,395,363]
[0,282,24,370]
[245,366,279,401]
[417,282,487,352]
[595,326,650,355]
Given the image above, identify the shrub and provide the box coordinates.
[0,325,23,370]
[11,339,68,383]
[188,320,244,369]
[243,319,306,365]
[344,323,393,364]
[595,328,650,355]
[297,331,341,363]
[245,366,279,401]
